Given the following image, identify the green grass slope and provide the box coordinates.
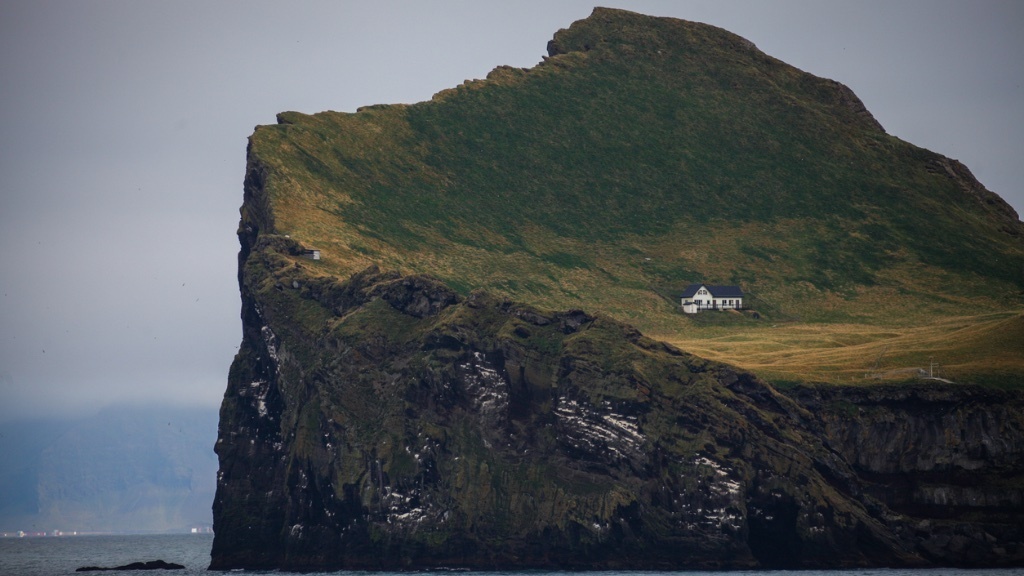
[244,7,1024,383]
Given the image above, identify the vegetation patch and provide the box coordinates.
[243,7,1023,387]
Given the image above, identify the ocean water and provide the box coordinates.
[2,534,1023,576]
[0,534,212,576]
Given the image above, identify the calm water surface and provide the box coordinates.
[2,534,1023,576]
[0,534,212,576]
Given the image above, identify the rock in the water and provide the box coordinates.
[76,560,185,571]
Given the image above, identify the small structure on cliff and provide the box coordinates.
[680,283,744,313]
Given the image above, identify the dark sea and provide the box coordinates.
[2,534,1023,576]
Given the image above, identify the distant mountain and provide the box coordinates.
[0,405,218,533]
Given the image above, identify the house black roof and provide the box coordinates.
[680,283,744,298]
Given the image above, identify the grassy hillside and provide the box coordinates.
[668,310,1024,387]
[245,8,1024,385]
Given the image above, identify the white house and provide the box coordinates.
[680,284,744,313]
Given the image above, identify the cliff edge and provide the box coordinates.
[211,227,1023,569]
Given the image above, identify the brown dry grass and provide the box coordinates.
[662,311,1024,386]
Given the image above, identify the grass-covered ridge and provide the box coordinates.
[247,8,1024,385]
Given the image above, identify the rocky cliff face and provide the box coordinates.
[211,200,1023,569]
[787,384,1024,565]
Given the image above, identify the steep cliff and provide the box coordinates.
[788,384,1024,565]
[211,228,1023,569]
[212,7,1024,570]
[212,233,889,569]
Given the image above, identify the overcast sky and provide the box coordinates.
[1,1,1021,422]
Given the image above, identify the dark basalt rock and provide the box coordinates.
[76,560,184,571]
[211,224,1024,569]
[784,383,1024,566]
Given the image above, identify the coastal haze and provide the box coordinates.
[0,405,218,534]
[0,1,1022,536]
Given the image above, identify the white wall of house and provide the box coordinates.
[715,297,742,309]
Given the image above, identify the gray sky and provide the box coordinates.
[1,1,1021,422]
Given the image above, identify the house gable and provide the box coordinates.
[679,283,704,298]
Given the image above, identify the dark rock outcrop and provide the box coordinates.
[76,560,184,571]
[786,384,1024,565]
[213,242,892,569]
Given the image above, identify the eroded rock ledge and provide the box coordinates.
[210,235,1023,570]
